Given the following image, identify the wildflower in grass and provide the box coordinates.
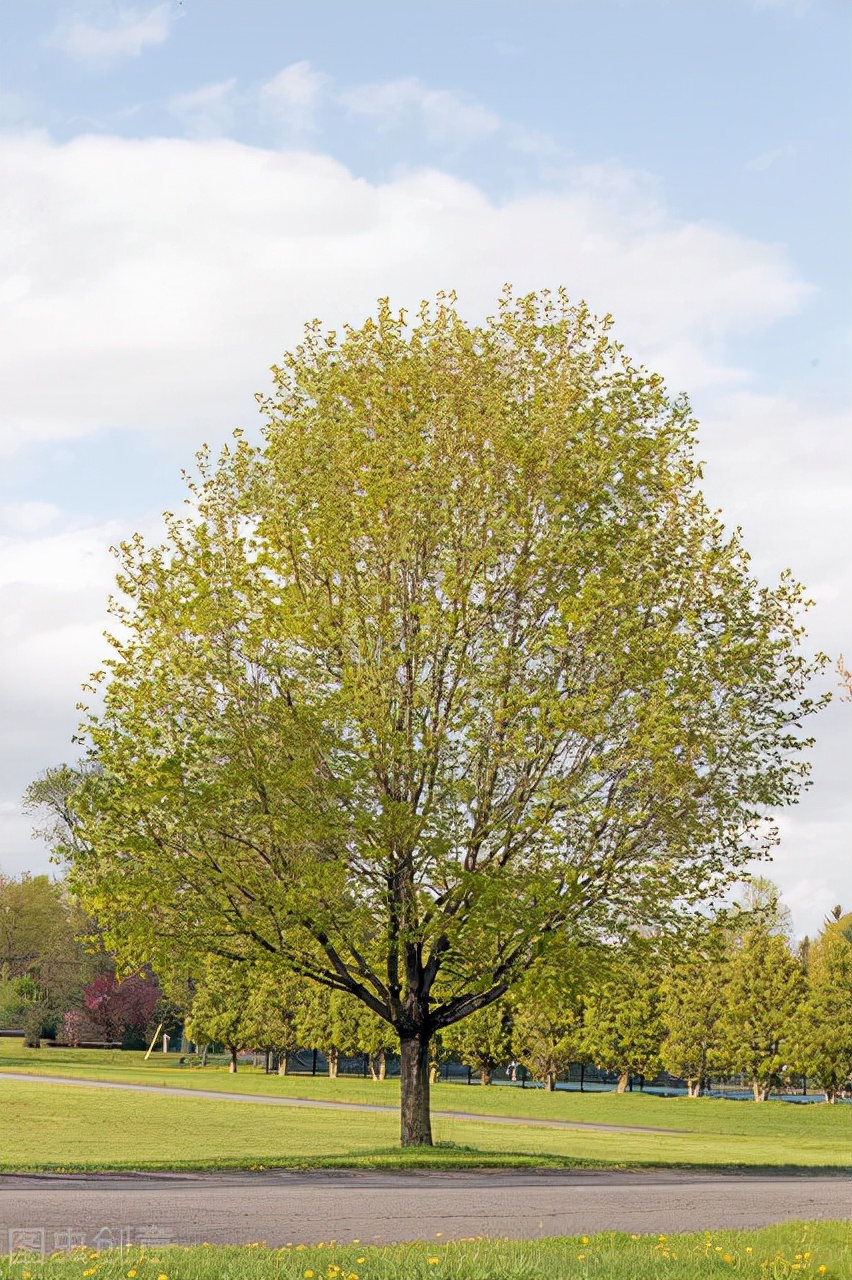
[127,1271,137,1277]
[428,1258,440,1265]
[305,1272,314,1278]
[581,1236,589,1244]
[819,1267,827,1274]
[577,1253,586,1261]
[357,1260,365,1265]
[723,1253,732,1263]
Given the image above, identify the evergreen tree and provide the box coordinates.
[583,951,664,1092]
[792,929,852,1103]
[719,928,804,1101]
[443,1000,513,1085]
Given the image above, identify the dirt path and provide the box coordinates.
[0,1070,684,1134]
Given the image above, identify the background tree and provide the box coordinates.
[0,872,94,1018]
[185,959,256,1072]
[443,999,513,1085]
[718,927,805,1101]
[55,291,822,1145]
[660,930,728,1096]
[511,966,585,1091]
[350,999,398,1081]
[243,968,302,1073]
[583,948,665,1092]
[294,984,363,1079]
[792,927,852,1103]
[81,968,161,1047]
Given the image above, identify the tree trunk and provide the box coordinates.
[545,1072,555,1092]
[278,1052,289,1076]
[616,1071,629,1094]
[377,1049,387,1081]
[753,1080,769,1102]
[399,1034,433,1146]
[264,1048,270,1074]
[480,1066,493,1086]
[327,1047,339,1079]
[200,1044,209,1067]
[229,1046,238,1073]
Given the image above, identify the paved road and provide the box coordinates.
[0,1072,683,1134]
[0,1170,848,1249]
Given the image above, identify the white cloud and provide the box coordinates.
[52,4,175,64]
[0,502,62,536]
[342,77,501,149]
[169,79,238,139]
[745,143,796,172]
[0,129,847,931]
[0,134,810,460]
[0,516,149,876]
[260,62,328,138]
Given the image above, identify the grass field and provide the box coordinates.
[3,1222,850,1279]
[1,1041,849,1171]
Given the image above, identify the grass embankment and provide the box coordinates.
[1,1041,849,1172]
[3,1223,851,1280]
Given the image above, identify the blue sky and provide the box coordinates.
[0,0,850,935]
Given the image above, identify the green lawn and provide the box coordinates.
[3,1223,850,1280]
[0,1070,848,1171]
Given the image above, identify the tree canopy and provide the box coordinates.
[56,289,821,1144]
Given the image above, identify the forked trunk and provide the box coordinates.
[753,1080,770,1102]
[400,1034,433,1146]
[480,1066,493,1086]
[370,1049,387,1082]
[616,1072,629,1094]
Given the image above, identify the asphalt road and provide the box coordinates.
[1,1169,848,1251]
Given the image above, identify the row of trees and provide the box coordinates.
[183,905,852,1104]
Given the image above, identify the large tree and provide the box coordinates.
[56,290,820,1145]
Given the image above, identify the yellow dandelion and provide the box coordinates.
[128,1271,138,1278]
[581,1236,589,1244]
[427,1259,440,1265]
[723,1254,732,1264]
[577,1253,586,1261]
[630,1234,640,1240]
[357,1260,365,1265]
[746,1248,752,1255]
[157,1274,168,1280]
[658,1235,667,1242]
[305,1272,314,1279]
[818,1267,827,1274]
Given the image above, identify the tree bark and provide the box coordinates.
[616,1071,629,1094]
[327,1047,339,1079]
[278,1052,289,1076]
[400,1034,433,1146]
[545,1072,555,1092]
[229,1046,238,1072]
[480,1066,493,1086]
